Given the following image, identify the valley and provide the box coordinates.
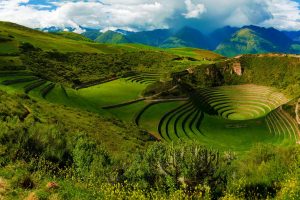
[0,21,299,199]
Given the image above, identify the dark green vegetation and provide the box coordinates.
[0,21,300,199]
[182,54,300,97]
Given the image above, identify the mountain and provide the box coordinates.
[40,26,76,33]
[126,29,172,46]
[283,31,300,42]
[115,29,133,35]
[210,26,239,48]
[94,30,131,44]
[215,25,295,57]
[82,28,102,40]
[160,27,213,49]
[87,27,214,50]
[76,25,300,57]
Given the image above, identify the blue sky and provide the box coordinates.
[1,0,300,33]
[19,0,57,10]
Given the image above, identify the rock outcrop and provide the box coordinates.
[232,62,243,76]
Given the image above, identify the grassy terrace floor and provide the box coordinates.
[0,76,149,116]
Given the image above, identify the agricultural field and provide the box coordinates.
[0,68,298,152]
[131,85,298,151]
[0,71,160,115]
[76,77,297,152]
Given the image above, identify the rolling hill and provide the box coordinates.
[160,26,214,49]
[94,30,131,44]
[126,29,172,46]
[215,26,295,57]
[81,28,102,40]
[51,31,94,42]
[209,26,240,48]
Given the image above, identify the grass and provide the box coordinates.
[109,101,147,121]
[198,114,288,152]
[138,100,295,152]
[166,47,225,60]
[266,108,299,142]
[0,21,175,55]
[0,21,104,53]
[0,56,23,70]
[139,101,186,137]
[133,84,297,152]
[76,79,148,108]
[197,84,289,120]
[0,76,150,117]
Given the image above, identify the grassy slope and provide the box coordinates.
[0,76,149,117]
[0,21,104,53]
[139,101,186,138]
[95,30,130,44]
[0,21,225,73]
[0,21,187,55]
[239,55,300,98]
[51,31,94,42]
[216,29,272,57]
[166,47,225,60]
[76,79,148,108]
[0,90,150,156]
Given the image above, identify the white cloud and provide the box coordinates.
[0,0,174,31]
[261,0,300,30]
[0,0,300,31]
[183,0,206,19]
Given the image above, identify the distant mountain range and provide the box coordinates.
[42,25,300,57]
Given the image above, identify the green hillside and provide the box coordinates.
[95,30,130,44]
[0,21,106,53]
[160,27,213,49]
[216,26,295,57]
[126,29,172,46]
[51,31,94,42]
[81,28,102,40]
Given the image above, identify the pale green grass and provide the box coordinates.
[197,114,291,152]
[108,101,147,121]
[137,100,294,153]
[77,79,148,108]
[139,101,186,134]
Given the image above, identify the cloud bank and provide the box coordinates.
[0,0,300,32]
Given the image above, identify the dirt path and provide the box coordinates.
[144,85,179,100]
[296,98,300,125]
[102,85,185,109]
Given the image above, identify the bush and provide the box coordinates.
[72,134,111,181]
[125,142,231,198]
